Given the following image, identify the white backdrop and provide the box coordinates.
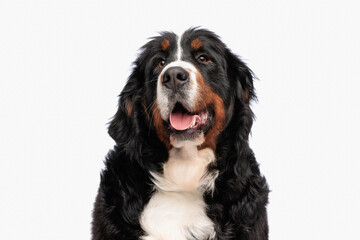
[1,0,359,239]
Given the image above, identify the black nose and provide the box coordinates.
[162,67,189,91]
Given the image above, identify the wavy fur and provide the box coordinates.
[92,28,269,240]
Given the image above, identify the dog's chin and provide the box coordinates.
[164,102,214,145]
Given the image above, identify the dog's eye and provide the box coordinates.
[197,55,209,63]
[158,59,165,68]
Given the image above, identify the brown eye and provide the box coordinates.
[198,55,209,63]
[158,59,165,68]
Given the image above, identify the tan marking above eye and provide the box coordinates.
[191,38,203,50]
[161,39,170,51]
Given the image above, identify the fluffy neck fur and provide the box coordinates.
[140,139,218,240]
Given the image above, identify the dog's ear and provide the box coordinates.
[225,50,256,142]
[108,41,151,144]
[108,69,146,160]
[226,51,256,104]
[108,73,136,142]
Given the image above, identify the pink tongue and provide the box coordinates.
[169,112,200,130]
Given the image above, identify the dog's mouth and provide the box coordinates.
[167,102,213,139]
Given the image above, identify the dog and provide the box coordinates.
[92,28,269,240]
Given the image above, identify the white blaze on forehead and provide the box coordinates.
[176,35,182,61]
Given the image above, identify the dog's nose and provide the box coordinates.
[162,67,189,91]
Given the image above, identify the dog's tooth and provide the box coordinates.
[190,118,197,128]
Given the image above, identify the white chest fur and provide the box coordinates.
[140,143,218,240]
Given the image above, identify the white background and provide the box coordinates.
[1,0,359,239]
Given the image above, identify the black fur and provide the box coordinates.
[92,28,269,240]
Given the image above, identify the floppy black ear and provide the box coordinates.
[227,51,256,104]
[108,73,135,141]
[108,70,145,159]
[225,50,256,142]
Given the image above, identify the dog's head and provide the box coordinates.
[109,28,255,157]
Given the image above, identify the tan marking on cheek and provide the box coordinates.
[191,38,203,50]
[151,102,171,149]
[193,72,226,151]
[161,39,170,51]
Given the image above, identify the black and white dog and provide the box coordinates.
[92,28,269,240]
